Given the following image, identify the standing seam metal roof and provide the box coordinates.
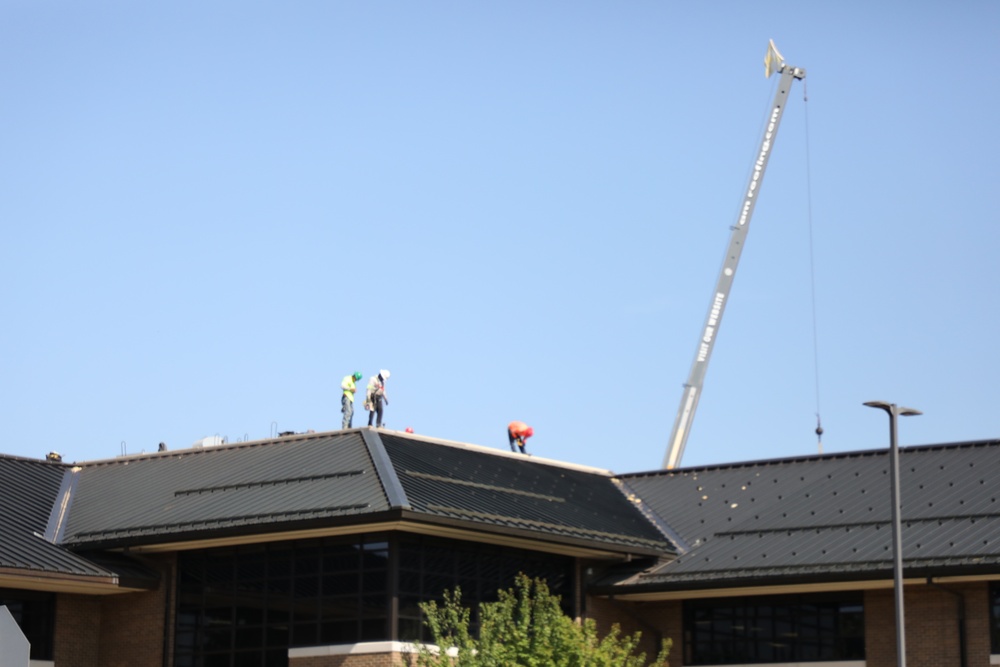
[381,433,673,552]
[0,456,120,578]
[59,429,672,555]
[610,440,1000,588]
[62,431,391,547]
[13,430,999,593]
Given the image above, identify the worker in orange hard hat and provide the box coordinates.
[507,421,533,454]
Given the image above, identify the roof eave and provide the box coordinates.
[0,566,153,595]
[65,509,411,552]
[81,509,669,561]
[590,560,1000,600]
[394,510,672,560]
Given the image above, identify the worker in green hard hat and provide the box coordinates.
[341,371,363,429]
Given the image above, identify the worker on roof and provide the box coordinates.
[365,370,390,428]
[341,371,363,429]
[507,421,533,454]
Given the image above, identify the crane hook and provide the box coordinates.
[815,414,824,454]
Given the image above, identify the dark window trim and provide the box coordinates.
[989,581,1000,654]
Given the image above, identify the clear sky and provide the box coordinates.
[2,2,998,473]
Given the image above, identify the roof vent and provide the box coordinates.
[191,436,226,448]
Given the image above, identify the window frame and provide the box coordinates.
[683,591,864,665]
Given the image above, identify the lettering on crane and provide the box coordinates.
[696,292,727,362]
[707,292,725,327]
[737,104,782,227]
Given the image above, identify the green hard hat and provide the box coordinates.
[353,371,362,381]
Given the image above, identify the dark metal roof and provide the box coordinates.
[604,440,1000,591]
[54,429,671,556]
[10,427,999,596]
[0,456,123,580]
[62,431,392,548]
[381,433,673,554]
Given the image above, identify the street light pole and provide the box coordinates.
[864,401,922,667]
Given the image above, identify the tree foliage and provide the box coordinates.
[415,574,671,667]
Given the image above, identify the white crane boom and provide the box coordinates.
[663,43,805,470]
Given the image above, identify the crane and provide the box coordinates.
[662,41,805,470]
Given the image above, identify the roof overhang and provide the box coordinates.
[599,572,1000,602]
[0,567,152,595]
[116,514,658,561]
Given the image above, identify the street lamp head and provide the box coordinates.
[864,401,923,417]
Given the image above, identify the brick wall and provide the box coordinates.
[53,554,175,667]
[636,600,682,663]
[582,596,679,665]
[53,594,101,667]
[96,589,164,667]
[96,554,173,667]
[865,582,991,667]
[963,582,993,666]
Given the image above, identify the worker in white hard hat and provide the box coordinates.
[365,370,390,428]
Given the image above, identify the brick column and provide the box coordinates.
[866,582,993,667]
[54,594,102,667]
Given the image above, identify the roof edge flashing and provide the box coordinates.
[43,467,80,544]
[611,477,690,554]
[361,428,411,510]
[384,429,614,475]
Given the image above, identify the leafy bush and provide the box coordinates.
[416,574,670,667]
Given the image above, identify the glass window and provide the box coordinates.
[0,589,55,660]
[176,532,574,665]
[394,534,574,642]
[176,535,390,666]
[683,592,864,665]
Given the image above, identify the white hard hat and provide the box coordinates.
[380,369,390,379]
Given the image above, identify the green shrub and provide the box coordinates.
[416,574,670,667]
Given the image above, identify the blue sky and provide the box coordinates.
[2,2,998,473]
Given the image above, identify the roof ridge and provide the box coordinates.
[382,429,614,475]
[68,428,616,475]
[361,429,410,510]
[620,438,1000,478]
[73,431,345,467]
[611,477,691,554]
[43,467,80,544]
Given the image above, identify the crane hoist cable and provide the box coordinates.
[802,77,825,454]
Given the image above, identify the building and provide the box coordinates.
[2,428,999,666]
